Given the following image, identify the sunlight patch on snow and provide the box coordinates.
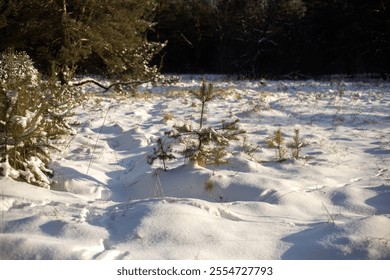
[1,77,390,259]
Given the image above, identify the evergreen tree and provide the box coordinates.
[0,50,77,188]
[0,0,163,82]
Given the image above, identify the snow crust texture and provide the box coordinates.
[1,77,389,259]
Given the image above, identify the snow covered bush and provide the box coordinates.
[179,120,246,166]
[0,50,76,188]
[148,120,245,169]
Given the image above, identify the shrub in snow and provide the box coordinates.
[148,81,246,169]
[147,137,176,171]
[179,120,246,166]
[267,128,288,161]
[149,120,245,169]
[287,128,308,159]
[267,127,308,161]
[0,50,76,188]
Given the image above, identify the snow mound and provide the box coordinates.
[1,78,390,259]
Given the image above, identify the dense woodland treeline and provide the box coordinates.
[152,0,390,77]
[0,0,163,83]
[0,0,389,79]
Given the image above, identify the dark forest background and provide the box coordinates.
[1,0,389,79]
[151,0,390,78]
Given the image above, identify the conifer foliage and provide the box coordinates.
[0,51,76,188]
[148,81,246,169]
[267,128,287,161]
[287,128,308,159]
[0,0,163,83]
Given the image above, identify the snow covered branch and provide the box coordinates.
[70,78,154,91]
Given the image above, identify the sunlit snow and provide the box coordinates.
[1,76,389,259]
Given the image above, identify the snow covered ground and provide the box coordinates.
[1,76,389,259]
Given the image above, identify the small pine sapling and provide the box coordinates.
[191,80,216,129]
[181,127,229,166]
[178,119,245,167]
[221,119,246,141]
[267,128,287,161]
[147,136,176,171]
[148,80,245,169]
[287,128,308,159]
